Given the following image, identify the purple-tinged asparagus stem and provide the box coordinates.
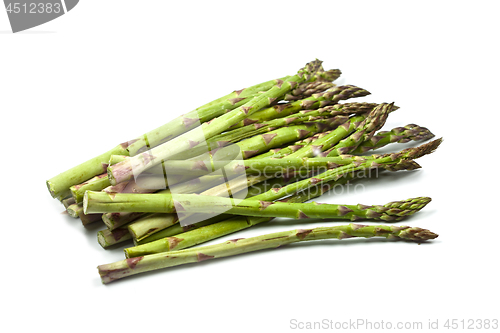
[99,224,438,283]
[67,203,102,225]
[62,197,76,209]
[98,227,133,248]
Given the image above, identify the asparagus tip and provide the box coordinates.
[398,227,439,241]
[405,137,443,160]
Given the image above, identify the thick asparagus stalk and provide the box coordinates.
[70,174,111,203]
[99,224,438,283]
[66,203,80,218]
[107,60,325,185]
[102,212,146,230]
[150,195,431,220]
[97,227,133,248]
[85,188,430,220]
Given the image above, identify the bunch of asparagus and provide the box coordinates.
[47,59,440,284]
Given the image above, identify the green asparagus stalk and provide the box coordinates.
[86,188,430,220]
[300,102,383,116]
[99,224,438,283]
[102,212,146,230]
[107,60,325,185]
[66,203,80,218]
[250,130,333,159]
[98,227,133,248]
[67,203,102,225]
[352,124,435,154]
[70,174,111,203]
[198,122,333,161]
[149,156,370,177]
[133,214,233,246]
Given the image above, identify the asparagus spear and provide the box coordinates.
[352,124,435,154]
[231,85,371,128]
[85,187,430,219]
[251,130,334,159]
[107,60,325,185]
[99,224,438,283]
[141,155,372,177]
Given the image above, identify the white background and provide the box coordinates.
[2,1,499,332]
